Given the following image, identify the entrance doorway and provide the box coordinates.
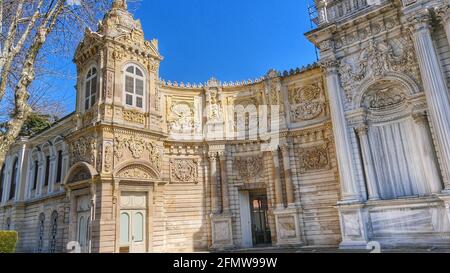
[119,192,147,253]
[249,191,272,246]
[239,190,272,248]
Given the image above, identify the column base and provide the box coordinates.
[210,213,234,250]
[337,202,370,250]
[273,207,304,246]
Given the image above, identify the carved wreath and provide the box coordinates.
[170,159,198,183]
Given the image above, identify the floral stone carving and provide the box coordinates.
[290,84,325,122]
[234,156,264,182]
[298,144,330,173]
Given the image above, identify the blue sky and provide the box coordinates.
[50,0,318,115]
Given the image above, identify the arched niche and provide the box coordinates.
[64,162,98,185]
[357,78,438,199]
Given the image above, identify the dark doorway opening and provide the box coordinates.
[249,191,272,246]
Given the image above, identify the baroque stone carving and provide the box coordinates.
[206,87,222,122]
[114,136,161,172]
[169,158,199,183]
[70,137,96,165]
[363,84,407,110]
[168,101,196,133]
[234,156,264,182]
[298,143,330,173]
[289,83,325,122]
[123,109,146,124]
[339,38,419,102]
[117,164,156,180]
[104,142,113,173]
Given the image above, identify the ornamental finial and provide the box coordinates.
[112,0,127,10]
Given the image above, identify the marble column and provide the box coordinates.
[280,145,295,206]
[321,60,360,202]
[218,152,230,214]
[409,13,450,190]
[208,153,220,214]
[355,124,380,200]
[413,113,443,193]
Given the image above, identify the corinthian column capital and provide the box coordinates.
[319,58,339,75]
[406,10,432,33]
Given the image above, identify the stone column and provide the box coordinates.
[272,150,284,208]
[280,145,295,206]
[413,113,443,193]
[409,13,450,190]
[208,152,220,214]
[355,124,380,200]
[321,60,360,202]
[218,152,230,214]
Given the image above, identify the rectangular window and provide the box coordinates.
[125,76,134,93]
[136,97,143,108]
[126,94,133,106]
[33,161,39,190]
[44,156,50,187]
[56,151,63,184]
[135,79,144,96]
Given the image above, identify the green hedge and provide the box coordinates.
[0,231,18,253]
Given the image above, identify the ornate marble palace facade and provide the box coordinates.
[0,0,449,252]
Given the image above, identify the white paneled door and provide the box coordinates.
[120,209,146,253]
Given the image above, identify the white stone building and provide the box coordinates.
[0,0,449,252]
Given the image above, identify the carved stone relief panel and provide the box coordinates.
[233,155,264,182]
[297,143,330,173]
[114,135,161,173]
[69,136,97,166]
[169,158,199,184]
[338,37,420,103]
[289,83,326,122]
[206,88,223,123]
[167,97,198,134]
[277,215,297,240]
[123,109,146,125]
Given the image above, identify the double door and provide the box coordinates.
[120,209,146,253]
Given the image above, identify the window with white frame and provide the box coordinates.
[124,65,145,109]
[84,67,98,111]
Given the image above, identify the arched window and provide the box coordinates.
[124,65,145,109]
[49,211,58,253]
[32,160,39,191]
[9,158,18,200]
[37,213,45,253]
[44,155,50,187]
[84,67,98,111]
[55,150,63,184]
[0,164,5,203]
